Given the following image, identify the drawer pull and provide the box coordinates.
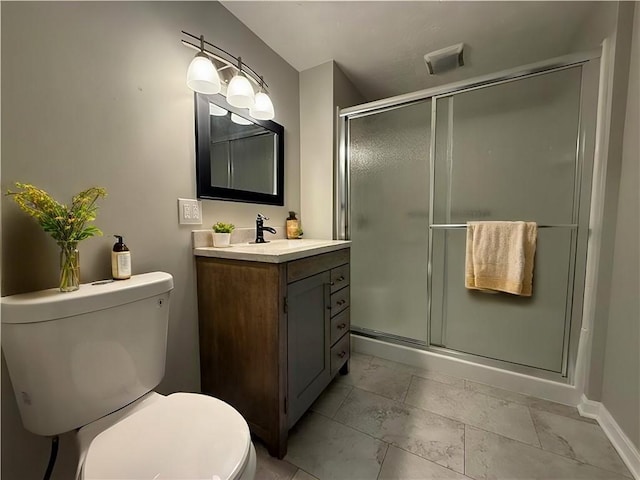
[330,276,346,286]
[336,299,346,306]
[338,351,347,358]
[337,323,347,330]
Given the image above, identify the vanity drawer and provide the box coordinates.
[329,286,350,316]
[330,333,350,377]
[330,264,350,294]
[287,249,349,284]
[330,309,350,345]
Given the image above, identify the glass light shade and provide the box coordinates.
[209,103,228,116]
[230,113,252,125]
[226,74,255,108]
[249,92,275,120]
[186,55,221,95]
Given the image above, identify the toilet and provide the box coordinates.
[1,271,256,480]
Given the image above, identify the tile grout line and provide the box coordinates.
[354,385,466,432]
[532,411,633,479]
[346,356,626,477]
[463,421,467,477]
[375,442,390,480]
[528,406,544,449]
[403,374,564,447]
[371,355,592,423]
[297,467,318,480]
[331,386,467,477]
[466,422,633,478]
[330,385,354,419]
[467,422,550,452]
[371,357,468,389]
[392,443,467,477]
[463,424,482,480]
[287,412,390,479]
[325,402,467,477]
[528,405,631,477]
[310,407,397,456]
[400,374,415,403]
[316,357,626,478]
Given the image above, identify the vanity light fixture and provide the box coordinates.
[209,103,228,117]
[186,35,221,95]
[227,58,256,109]
[230,113,253,126]
[249,77,275,121]
[182,31,275,121]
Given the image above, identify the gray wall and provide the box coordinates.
[0,2,299,478]
[300,61,334,239]
[299,61,363,239]
[600,3,640,449]
[585,2,635,402]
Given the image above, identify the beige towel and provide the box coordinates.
[465,221,537,296]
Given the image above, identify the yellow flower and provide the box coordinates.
[6,183,107,243]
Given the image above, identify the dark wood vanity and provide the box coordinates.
[195,244,350,458]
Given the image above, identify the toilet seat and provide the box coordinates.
[82,393,253,480]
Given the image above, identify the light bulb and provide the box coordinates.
[227,74,255,108]
[209,103,228,116]
[186,54,221,95]
[230,113,252,125]
[249,92,275,120]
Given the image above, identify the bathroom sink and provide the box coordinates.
[194,238,350,263]
[242,239,327,249]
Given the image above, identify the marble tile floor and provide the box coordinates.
[254,353,632,480]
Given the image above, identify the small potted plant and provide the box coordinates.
[212,222,235,247]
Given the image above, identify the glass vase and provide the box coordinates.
[58,241,80,292]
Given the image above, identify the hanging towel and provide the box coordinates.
[465,221,538,296]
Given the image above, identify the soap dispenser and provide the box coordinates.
[286,211,300,239]
[112,235,131,280]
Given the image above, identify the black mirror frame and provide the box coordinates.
[194,93,285,206]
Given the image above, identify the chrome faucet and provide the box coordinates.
[255,213,276,243]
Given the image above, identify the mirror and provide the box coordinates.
[195,93,284,205]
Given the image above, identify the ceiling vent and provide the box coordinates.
[424,43,464,75]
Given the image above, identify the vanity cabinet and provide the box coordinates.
[196,247,350,458]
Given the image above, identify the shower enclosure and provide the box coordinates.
[337,52,600,380]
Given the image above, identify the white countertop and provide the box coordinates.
[194,239,351,263]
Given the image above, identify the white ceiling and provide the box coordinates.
[221,1,601,102]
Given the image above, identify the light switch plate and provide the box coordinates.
[178,198,203,225]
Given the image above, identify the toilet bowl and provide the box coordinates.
[1,272,255,480]
[77,392,256,480]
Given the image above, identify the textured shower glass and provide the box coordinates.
[349,100,431,342]
[429,66,583,372]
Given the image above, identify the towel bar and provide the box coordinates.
[429,223,578,229]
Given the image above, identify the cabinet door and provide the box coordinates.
[287,271,331,428]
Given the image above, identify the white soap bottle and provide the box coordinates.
[111,235,131,280]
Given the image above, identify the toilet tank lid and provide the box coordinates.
[1,272,174,324]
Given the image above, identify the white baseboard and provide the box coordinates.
[577,394,601,418]
[578,394,640,479]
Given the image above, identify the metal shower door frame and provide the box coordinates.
[336,50,600,382]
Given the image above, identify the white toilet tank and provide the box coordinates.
[1,272,174,437]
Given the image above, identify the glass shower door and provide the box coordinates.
[429,66,584,373]
[349,101,431,343]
